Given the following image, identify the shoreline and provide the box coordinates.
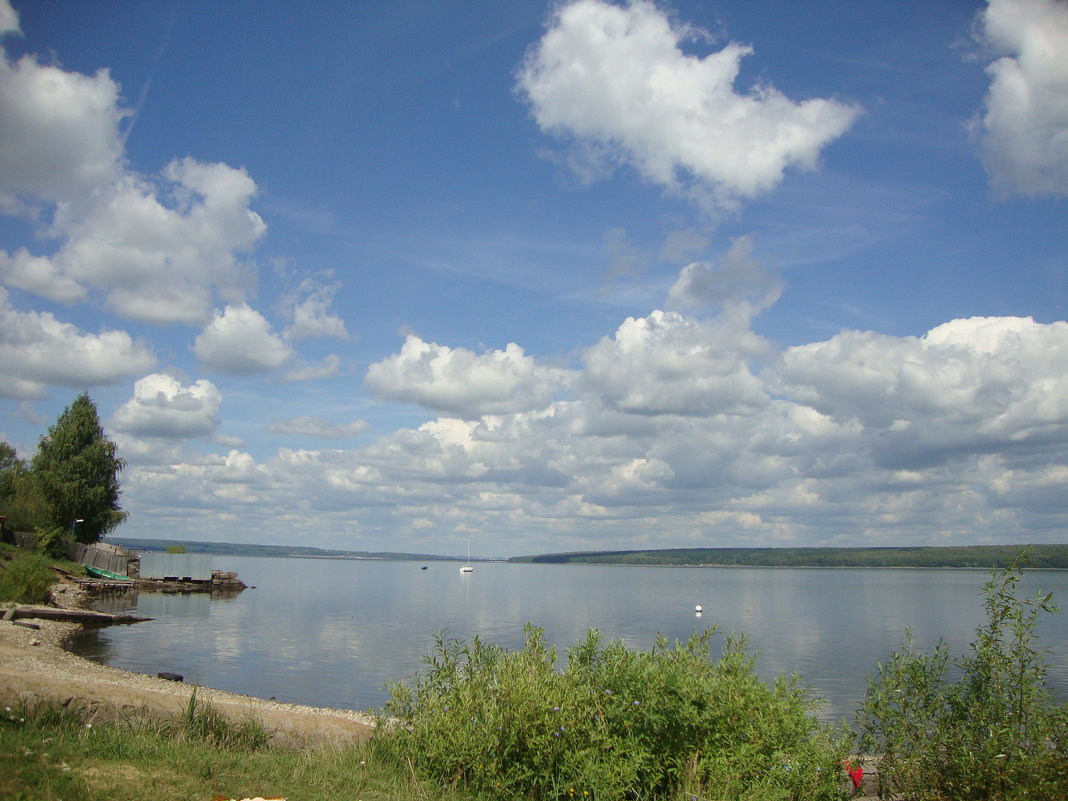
[0,581,375,747]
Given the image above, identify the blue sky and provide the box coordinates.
[1,0,1066,557]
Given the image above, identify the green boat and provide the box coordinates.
[84,564,130,581]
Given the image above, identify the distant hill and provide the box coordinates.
[111,537,473,563]
[508,545,1068,569]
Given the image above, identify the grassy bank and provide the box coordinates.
[0,697,459,801]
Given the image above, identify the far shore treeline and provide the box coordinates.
[512,544,1068,568]
[111,538,1068,569]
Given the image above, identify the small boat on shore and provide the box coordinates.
[84,565,130,581]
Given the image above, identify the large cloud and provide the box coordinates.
[0,18,125,211]
[977,0,1068,197]
[770,316,1068,468]
[0,15,267,325]
[194,304,294,375]
[121,312,1068,554]
[582,309,770,415]
[0,287,156,399]
[2,160,265,324]
[365,335,574,418]
[111,373,222,440]
[516,0,860,210]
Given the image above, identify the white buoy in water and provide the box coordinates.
[695,604,703,613]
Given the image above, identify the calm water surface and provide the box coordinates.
[68,558,1068,722]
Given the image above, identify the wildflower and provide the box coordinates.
[633,701,640,706]
[841,760,863,789]
[553,706,560,712]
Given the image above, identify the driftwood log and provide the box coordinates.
[4,605,151,625]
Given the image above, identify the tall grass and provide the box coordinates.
[0,698,445,801]
[857,553,1068,800]
[371,624,849,800]
[0,545,56,603]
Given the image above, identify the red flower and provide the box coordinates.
[841,760,864,789]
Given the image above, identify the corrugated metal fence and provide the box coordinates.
[139,552,213,580]
[8,530,131,577]
[70,542,130,577]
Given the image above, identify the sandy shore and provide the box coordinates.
[0,581,375,747]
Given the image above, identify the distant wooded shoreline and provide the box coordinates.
[511,544,1068,568]
[111,538,1068,569]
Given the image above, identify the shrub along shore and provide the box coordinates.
[1,545,1066,800]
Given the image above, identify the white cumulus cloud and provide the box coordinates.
[0,1,19,35]
[977,0,1068,197]
[0,23,267,325]
[0,287,156,399]
[516,0,860,210]
[365,335,573,418]
[111,372,222,439]
[194,304,294,375]
[771,315,1068,467]
[582,309,770,415]
[0,26,125,211]
[3,160,265,324]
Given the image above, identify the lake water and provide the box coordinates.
[68,557,1068,722]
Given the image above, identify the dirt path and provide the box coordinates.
[0,589,375,747]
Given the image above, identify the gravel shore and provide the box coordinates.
[0,581,376,747]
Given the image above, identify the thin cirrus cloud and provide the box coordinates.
[516,0,861,211]
[266,416,371,440]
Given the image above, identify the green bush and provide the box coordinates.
[857,554,1068,800]
[0,547,56,603]
[371,624,849,801]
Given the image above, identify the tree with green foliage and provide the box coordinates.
[0,442,47,533]
[31,393,128,544]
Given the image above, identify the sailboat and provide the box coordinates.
[460,538,474,573]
